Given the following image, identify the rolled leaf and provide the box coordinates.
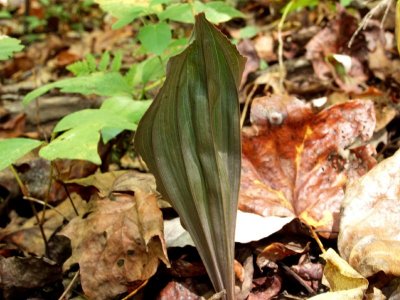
[134,13,245,299]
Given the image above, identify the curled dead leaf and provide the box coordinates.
[339,148,400,278]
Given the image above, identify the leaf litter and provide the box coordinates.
[2,0,400,299]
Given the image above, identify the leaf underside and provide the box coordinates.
[134,13,245,299]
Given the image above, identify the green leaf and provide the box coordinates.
[40,127,102,164]
[23,72,132,106]
[134,14,245,299]
[138,22,172,56]
[281,0,319,13]
[340,0,352,6]
[110,51,122,72]
[98,51,111,72]
[85,53,97,72]
[40,109,137,164]
[67,60,91,76]
[197,1,245,24]
[237,26,258,39]
[95,0,162,29]
[100,96,151,142]
[130,56,165,87]
[158,3,194,23]
[159,1,245,24]
[0,35,24,60]
[0,138,42,171]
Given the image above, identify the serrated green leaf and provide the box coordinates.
[98,51,111,72]
[0,138,42,171]
[138,22,172,56]
[40,109,137,164]
[110,51,122,72]
[85,53,97,72]
[23,72,132,106]
[0,35,24,60]
[158,3,194,23]
[67,60,91,76]
[134,14,245,299]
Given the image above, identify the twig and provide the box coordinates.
[348,0,394,48]
[281,263,316,295]
[9,165,49,255]
[120,280,148,300]
[58,270,80,300]
[240,84,257,128]
[23,196,69,220]
[52,162,79,217]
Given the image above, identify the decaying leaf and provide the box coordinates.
[0,193,87,256]
[61,173,169,300]
[256,241,310,270]
[305,12,367,93]
[134,14,245,299]
[308,248,368,300]
[240,95,376,237]
[158,281,202,300]
[338,147,400,278]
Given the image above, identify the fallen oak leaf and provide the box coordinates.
[61,173,169,300]
[240,95,376,238]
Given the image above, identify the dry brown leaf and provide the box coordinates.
[305,12,368,93]
[256,241,310,269]
[0,193,87,256]
[338,147,400,278]
[0,113,26,138]
[240,95,376,237]
[61,173,169,300]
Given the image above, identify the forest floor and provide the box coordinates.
[1,0,400,299]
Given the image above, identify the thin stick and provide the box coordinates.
[281,263,315,294]
[23,196,69,220]
[58,270,80,300]
[52,162,79,217]
[240,84,257,128]
[9,165,49,254]
[348,0,393,48]
[120,279,148,300]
